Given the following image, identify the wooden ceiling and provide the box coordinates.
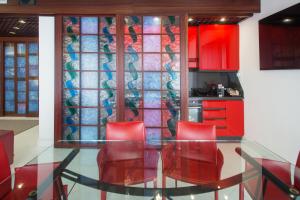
[0,15,38,37]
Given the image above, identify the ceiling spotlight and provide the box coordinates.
[18,19,26,24]
[9,31,16,35]
[283,18,292,23]
[13,26,20,30]
[220,17,226,22]
[188,18,193,22]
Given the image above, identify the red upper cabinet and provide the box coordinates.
[188,26,199,68]
[199,25,239,71]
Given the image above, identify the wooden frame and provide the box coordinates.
[0,37,39,117]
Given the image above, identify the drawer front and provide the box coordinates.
[202,100,226,109]
[203,110,226,119]
[203,119,227,127]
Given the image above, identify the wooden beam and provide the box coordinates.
[0,0,260,15]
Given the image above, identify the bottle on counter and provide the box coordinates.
[217,84,225,97]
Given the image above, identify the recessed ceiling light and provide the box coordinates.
[220,17,226,22]
[13,26,20,30]
[283,18,292,23]
[153,17,160,22]
[188,18,193,22]
[18,19,26,24]
[9,31,16,35]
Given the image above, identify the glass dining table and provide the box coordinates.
[23,139,299,200]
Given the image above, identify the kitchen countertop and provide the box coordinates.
[189,96,244,101]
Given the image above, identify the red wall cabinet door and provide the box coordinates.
[199,25,239,71]
[226,100,244,136]
[188,26,198,68]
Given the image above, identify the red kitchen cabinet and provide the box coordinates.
[202,100,244,137]
[226,100,244,136]
[188,26,199,68]
[199,25,239,71]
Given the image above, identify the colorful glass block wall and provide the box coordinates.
[63,16,116,141]
[4,42,39,115]
[124,16,181,141]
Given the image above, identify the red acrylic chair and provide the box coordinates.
[162,121,224,200]
[0,142,67,200]
[97,121,158,200]
[243,151,300,200]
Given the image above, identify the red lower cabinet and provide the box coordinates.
[202,100,244,137]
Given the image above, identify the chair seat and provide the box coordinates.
[244,158,292,200]
[163,145,224,185]
[3,162,67,200]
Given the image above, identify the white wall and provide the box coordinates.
[240,0,300,163]
[39,16,55,146]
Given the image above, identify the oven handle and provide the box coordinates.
[188,106,202,109]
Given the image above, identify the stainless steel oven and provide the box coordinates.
[188,98,202,122]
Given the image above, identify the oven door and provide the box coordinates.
[188,106,202,122]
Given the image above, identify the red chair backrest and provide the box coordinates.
[295,151,300,190]
[106,121,145,141]
[176,121,216,141]
[176,121,217,163]
[0,142,12,199]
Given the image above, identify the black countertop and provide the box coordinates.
[189,96,244,101]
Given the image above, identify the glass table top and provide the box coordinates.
[20,140,299,200]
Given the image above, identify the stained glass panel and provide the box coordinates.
[124,16,142,34]
[144,91,161,108]
[125,53,142,71]
[81,54,98,70]
[18,81,26,92]
[64,35,80,52]
[81,108,98,125]
[64,16,80,34]
[124,15,181,141]
[62,16,117,142]
[124,35,142,52]
[5,57,14,68]
[5,68,14,78]
[64,126,79,140]
[100,54,116,71]
[100,72,116,89]
[5,91,14,101]
[64,53,79,70]
[144,72,161,90]
[143,16,161,34]
[29,67,39,77]
[18,104,26,114]
[29,43,38,54]
[5,80,14,90]
[64,71,79,89]
[81,127,98,141]
[81,72,98,88]
[100,109,116,125]
[144,109,161,127]
[29,80,38,91]
[81,36,98,52]
[5,101,15,112]
[81,17,98,34]
[143,35,161,52]
[100,17,116,35]
[29,56,38,66]
[64,108,79,125]
[29,91,39,101]
[18,92,26,102]
[81,90,98,106]
[17,57,26,68]
[143,54,161,71]
[17,43,26,55]
[5,44,14,56]
[29,101,39,112]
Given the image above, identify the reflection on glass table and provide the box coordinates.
[10,140,300,200]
